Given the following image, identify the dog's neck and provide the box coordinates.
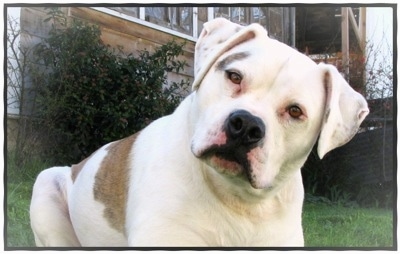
[198,163,304,219]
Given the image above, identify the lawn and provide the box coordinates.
[6,153,49,248]
[5,154,395,249]
[303,202,394,248]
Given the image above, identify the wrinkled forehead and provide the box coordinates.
[214,37,315,71]
[269,56,325,108]
[213,38,317,79]
[215,51,251,71]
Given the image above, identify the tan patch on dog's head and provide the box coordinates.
[93,132,140,234]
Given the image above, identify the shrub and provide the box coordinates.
[32,9,190,163]
[302,145,393,208]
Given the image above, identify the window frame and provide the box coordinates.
[91,7,208,42]
[91,7,292,45]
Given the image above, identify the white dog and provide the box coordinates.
[30,18,369,247]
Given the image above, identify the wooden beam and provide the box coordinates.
[359,7,367,93]
[359,7,367,54]
[348,8,362,48]
[348,7,367,54]
[341,7,350,78]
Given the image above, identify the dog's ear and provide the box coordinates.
[317,63,369,159]
[192,18,266,90]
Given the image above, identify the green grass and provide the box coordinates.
[5,152,395,248]
[303,202,394,248]
[6,152,52,248]
[7,182,37,247]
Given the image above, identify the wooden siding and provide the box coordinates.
[70,7,195,80]
[21,7,195,84]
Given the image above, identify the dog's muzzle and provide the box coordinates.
[225,110,265,148]
[197,110,266,186]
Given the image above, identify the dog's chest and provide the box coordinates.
[197,210,288,246]
[174,194,293,246]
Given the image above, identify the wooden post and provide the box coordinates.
[359,7,367,94]
[348,7,367,54]
[341,7,350,80]
[359,7,367,54]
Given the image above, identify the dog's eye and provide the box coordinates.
[227,71,242,84]
[288,105,302,118]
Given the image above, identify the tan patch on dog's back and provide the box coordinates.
[93,132,140,234]
[71,156,91,182]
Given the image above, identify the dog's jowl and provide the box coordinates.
[30,18,369,247]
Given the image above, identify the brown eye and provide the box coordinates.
[288,105,302,118]
[227,71,242,84]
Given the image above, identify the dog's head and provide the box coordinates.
[190,18,369,191]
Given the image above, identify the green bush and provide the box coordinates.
[32,9,190,164]
[302,146,393,208]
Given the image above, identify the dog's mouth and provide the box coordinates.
[201,145,248,169]
[192,110,267,189]
[195,145,263,189]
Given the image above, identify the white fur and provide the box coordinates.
[30,18,368,247]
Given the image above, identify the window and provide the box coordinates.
[93,6,293,44]
[145,7,193,36]
[197,7,208,37]
[214,7,287,42]
[214,7,253,25]
[108,7,139,18]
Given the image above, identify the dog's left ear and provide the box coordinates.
[192,18,266,90]
[317,63,369,159]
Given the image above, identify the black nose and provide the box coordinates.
[226,110,265,146]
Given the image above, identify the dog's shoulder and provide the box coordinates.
[71,132,141,233]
